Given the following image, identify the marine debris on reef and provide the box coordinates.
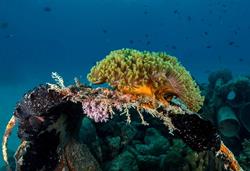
[1,49,243,171]
[201,69,250,137]
[200,69,250,171]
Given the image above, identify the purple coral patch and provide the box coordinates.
[82,100,109,122]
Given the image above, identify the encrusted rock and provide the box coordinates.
[64,139,101,171]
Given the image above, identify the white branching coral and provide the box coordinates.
[51,72,65,88]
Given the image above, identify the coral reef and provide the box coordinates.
[3,80,237,170]
[1,51,243,171]
[87,48,204,112]
[80,117,226,171]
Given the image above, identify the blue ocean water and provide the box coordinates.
[0,0,250,167]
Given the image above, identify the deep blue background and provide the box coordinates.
[0,0,250,165]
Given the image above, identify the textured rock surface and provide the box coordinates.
[64,139,101,171]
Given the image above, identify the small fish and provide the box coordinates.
[187,16,192,21]
[102,29,108,34]
[222,4,227,8]
[4,34,14,39]
[206,45,212,48]
[204,31,208,35]
[144,10,148,15]
[228,41,235,46]
[173,9,179,14]
[0,21,8,29]
[129,40,134,44]
[239,58,244,62]
[171,45,176,49]
[43,6,52,12]
[146,41,151,45]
